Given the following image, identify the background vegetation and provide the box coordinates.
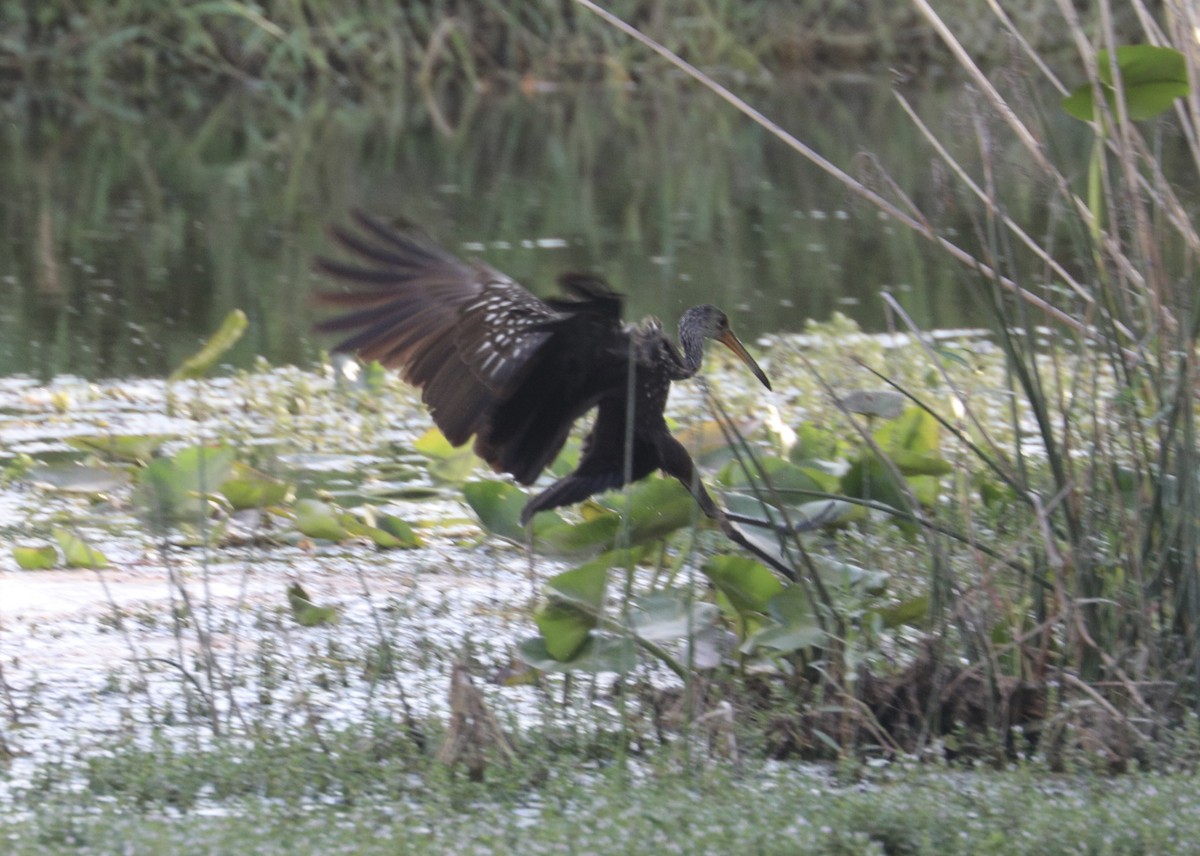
[3,0,1200,851]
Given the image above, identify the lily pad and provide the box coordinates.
[518,634,637,674]
[65,434,168,464]
[701,554,783,615]
[293,499,351,541]
[137,444,237,527]
[52,527,108,569]
[626,591,720,642]
[12,545,59,570]
[414,427,481,484]
[287,582,339,627]
[220,464,293,510]
[28,464,129,494]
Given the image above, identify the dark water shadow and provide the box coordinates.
[0,76,1094,379]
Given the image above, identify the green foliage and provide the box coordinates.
[52,527,109,569]
[220,463,293,510]
[286,582,338,627]
[136,444,237,529]
[12,544,59,570]
[168,309,248,381]
[1063,45,1190,122]
[414,428,481,484]
[293,498,421,548]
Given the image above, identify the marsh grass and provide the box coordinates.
[3,0,1128,98]
[591,0,1200,763]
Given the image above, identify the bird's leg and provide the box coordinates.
[658,434,797,581]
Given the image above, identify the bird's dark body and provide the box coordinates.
[315,212,770,524]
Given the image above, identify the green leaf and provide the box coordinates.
[52,528,108,569]
[873,595,929,629]
[12,545,59,570]
[789,422,841,463]
[413,427,481,484]
[534,514,620,556]
[885,448,952,477]
[220,464,293,510]
[293,499,351,541]
[840,455,909,512]
[544,553,614,612]
[462,480,535,542]
[169,309,248,381]
[1063,45,1190,122]
[626,591,720,641]
[874,406,939,457]
[838,389,906,418]
[28,464,129,494]
[374,513,422,548]
[607,476,699,543]
[137,444,236,527]
[534,602,595,661]
[809,555,888,594]
[721,456,828,495]
[743,585,825,655]
[701,555,783,615]
[65,434,168,464]
[517,634,637,674]
[287,582,339,627]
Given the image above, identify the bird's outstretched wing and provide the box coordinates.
[315,211,629,483]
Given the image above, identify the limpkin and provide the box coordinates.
[314,211,771,526]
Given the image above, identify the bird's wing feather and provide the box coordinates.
[314,212,560,446]
[315,212,633,482]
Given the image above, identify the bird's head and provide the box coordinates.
[680,305,772,391]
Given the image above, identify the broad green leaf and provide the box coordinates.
[743,619,825,656]
[1063,45,1189,122]
[28,464,129,494]
[607,476,699,543]
[794,498,863,527]
[220,464,293,510]
[809,555,888,594]
[65,434,167,464]
[534,601,594,661]
[874,406,939,457]
[838,389,906,418]
[518,634,637,674]
[462,480,538,542]
[12,545,58,570]
[293,498,351,541]
[545,550,627,612]
[744,585,825,655]
[169,309,248,381]
[287,582,339,627]
[721,456,828,496]
[839,455,909,511]
[626,592,720,641]
[52,527,108,569]
[413,427,480,483]
[873,595,929,629]
[374,513,422,548]
[534,514,620,556]
[789,422,842,464]
[886,448,952,477]
[701,555,783,615]
[137,444,236,526]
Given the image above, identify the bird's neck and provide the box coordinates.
[676,321,705,379]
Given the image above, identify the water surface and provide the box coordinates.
[0,77,1088,379]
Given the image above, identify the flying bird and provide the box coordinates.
[314,211,771,526]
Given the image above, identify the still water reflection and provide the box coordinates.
[0,78,1055,379]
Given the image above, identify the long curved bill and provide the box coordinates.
[717,329,772,391]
